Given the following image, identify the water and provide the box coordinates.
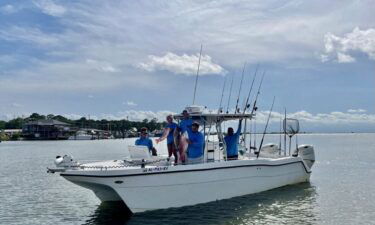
[1,134,375,225]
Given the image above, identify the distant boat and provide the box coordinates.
[68,130,93,140]
[151,129,163,137]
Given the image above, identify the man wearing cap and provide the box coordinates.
[186,122,204,164]
[135,127,157,156]
[224,119,243,160]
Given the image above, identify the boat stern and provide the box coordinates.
[296,145,315,169]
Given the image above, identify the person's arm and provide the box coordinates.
[235,119,243,136]
[156,127,170,144]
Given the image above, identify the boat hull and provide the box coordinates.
[61,157,311,213]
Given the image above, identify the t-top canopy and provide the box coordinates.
[173,113,252,125]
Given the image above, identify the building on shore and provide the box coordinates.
[0,129,22,141]
[22,119,76,140]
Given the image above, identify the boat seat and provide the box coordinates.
[128,145,152,161]
[127,146,169,167]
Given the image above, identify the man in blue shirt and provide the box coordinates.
[186,122,204,164]
[156,115,178,163]
[224,119,242,160]
[135,127,157,156]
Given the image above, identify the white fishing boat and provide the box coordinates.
[48,48,315,213]
[48,106,315,213]
[68,130,93,140]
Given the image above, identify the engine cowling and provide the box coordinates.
[54,155,79,168]
[295,145,315,169]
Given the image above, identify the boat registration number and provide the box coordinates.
[143,166,169,173]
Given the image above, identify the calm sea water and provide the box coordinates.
[1,134,375,225]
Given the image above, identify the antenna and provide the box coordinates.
[192,44,203,105]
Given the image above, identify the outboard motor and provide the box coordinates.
[294,145,315,169]
[54,155,79,168]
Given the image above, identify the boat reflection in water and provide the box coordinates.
[84,183,317,225]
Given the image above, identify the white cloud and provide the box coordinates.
[2,109,375,133]
[138,52,226,76]
[322,27,375,63]
[87,95,94,98]
[0,4,18,14]
[211,109,375,126]
[11,103,23,108]
[347,109,366,113]
[86,59,119,73]
[101,110,174,122]
[126,101,137,107]
[70,109,375,125]
[62,114,90,120]
[337,52,355,63]
[33,0,66,17]
[0,26,60,45]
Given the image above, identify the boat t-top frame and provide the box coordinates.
[174,111,253,161]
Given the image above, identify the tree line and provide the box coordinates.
[0,113,166,133]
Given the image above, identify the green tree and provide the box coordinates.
[0,121,5,129]
[52,115,72,124]
[29,113,45,120]
[5,118,24,129]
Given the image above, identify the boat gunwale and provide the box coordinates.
[61,159,311,178]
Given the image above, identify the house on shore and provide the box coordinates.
[0,129,22,141]
[22,119,76,140]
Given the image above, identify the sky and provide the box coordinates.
[0,0,375,132]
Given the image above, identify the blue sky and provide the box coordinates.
[0,0,375,132]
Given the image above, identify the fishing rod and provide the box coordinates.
[240,64,258,152]
[256,96,276,158]
[249,71,266,116]
[284,108,287,156]
[217,77,227,114]
[241,64,259,115]
[226,74,234,114]
[249,116,257,152]
[192,44,203,105]
[279,117,282,155]
[248,71,266,153]
[235,62,246,114]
